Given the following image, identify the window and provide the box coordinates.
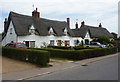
[49,27,54,35]
[25,41,35,47]
[16,44,27,48]
[10,28,12,34]
[63,28,68,36]
[29,25,35,34]
[5,44,14,48]
[85,39,89,45]
[50,40,54,46]
[30,41,35,47]
[30,29,35,34]
[57,40,61,46]
[64,40,70,46]
[74,40,77,46]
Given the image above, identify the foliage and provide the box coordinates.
[111,32,117,39]
[73,46,95,50]
[29,47,117,60]
[47,45,73,50]
[2,47,50,67]
[97,36,110,44]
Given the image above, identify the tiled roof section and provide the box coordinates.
[6,11,74,36]
[72,25,114,38]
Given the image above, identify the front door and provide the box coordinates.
[57,40,61,46]
[64,41,67,46]
[25,41,29,47]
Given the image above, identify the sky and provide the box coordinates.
[0,0,119,36]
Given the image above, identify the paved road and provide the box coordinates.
[28,55,118,80]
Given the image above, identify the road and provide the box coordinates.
[28,55,118,80]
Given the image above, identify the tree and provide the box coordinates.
[111,32,117,39]
[97,36,110,44]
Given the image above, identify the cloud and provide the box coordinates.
[0,0,119,34]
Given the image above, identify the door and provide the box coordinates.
[64,41,67,46]
[25,41,29,47]
[57,40,61,46]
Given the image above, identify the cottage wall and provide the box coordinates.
[2,21,17,46]
[18,34,82,48]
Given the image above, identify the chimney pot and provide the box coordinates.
[67,18,70,28]
[32,8,40,18]
[99,23,102,27]
[81,21,85,27]
[75,22,78,29]
[4,18,7,32]
[36,8,37,12]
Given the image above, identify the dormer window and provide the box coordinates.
[63,27,68,35]
[48,26,55,35]
[29,25,35,34]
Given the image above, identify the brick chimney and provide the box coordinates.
[32,8,40,18]
[4,18,7,32]
[67,18,70,28]
[75,22,78,29]
[99,23,102,27]
[81,21,85,27]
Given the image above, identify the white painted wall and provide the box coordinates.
[2,21,17,46]
[83,31,91,44]
[18,33,83,48]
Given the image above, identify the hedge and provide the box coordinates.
[29,47,117,60]
[48,46,72,50]
[118,46,120,52]
[73,46,96,50]
[2,47,50,67]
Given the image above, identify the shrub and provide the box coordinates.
[29,47,117,60]
[97,36,110,44]
[73,46,95,50]
[118,46,120,52]
[47,46,72,50]
[2,47,50,67]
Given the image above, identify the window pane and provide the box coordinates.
[30,41,35,47]
[16,44,27,48]
[50,40,54,46]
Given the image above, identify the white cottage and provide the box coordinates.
[2,8,113,47]
[2,8,82,47]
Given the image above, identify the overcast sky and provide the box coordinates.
[0,0,119,35]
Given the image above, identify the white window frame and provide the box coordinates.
[50,40,54,46]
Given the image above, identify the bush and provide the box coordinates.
[118,46,120,52]
[2,47,50,67]
[73,46,95,50]
[47,46,72,50]
[97,36,110,44]
[29,47,117,60]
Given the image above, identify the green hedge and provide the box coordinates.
[118,46,120,52]
[48,46,72,50]
[73,46,96,50]
[29,47,117,60]
[2,47,50,67]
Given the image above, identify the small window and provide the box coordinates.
[65,40,70,46]
[63,28,68,35]
[10,28,12,34]
[16,44,27,48]
[74,40,77,46]
[5,44,14,48]
[30,29,35,34]
[30,41,35,47]
[50,40,54,46]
